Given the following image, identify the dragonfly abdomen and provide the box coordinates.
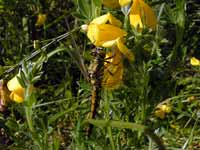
[87,47,105,135]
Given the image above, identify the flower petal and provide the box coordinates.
[91,13,122,27]
[87,24,127,47]
[190,57,200,66]
[7,76,24,96]
[102,40,117,47]
[87,24,100,45]
[130,0,157,30]
[119,0,132,7]
[129,14,143,30]
[9,92,24,103]
[116,38,134,61]
[102,0,120,8]
[91,13,110,25]
[107,13,122,27]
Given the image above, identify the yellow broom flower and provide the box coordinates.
[86,13,134,61]
[120,0,157,31]
[7,76,25,103]
[35,13,47,27]
[190,57,200,66]
[187,96,196,102]
[90,12,122,27]
[119,0,132,6]
[155,104,171,119]
[102,0,120,8]
[102,48,124,89]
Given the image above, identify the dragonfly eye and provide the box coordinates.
[91,47,105,58]
[96,47,103,51]
[91,49,97,57]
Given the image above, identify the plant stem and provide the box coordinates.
[25,84,43,149]
[104,90,115,150]
[108,127,115,150]
[25,106,34,132]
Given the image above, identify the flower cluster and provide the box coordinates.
[83,0,157,89]
[86,12,134,61]
[103,0,157,31]
[120,0,157,31]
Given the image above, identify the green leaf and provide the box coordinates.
[83,119,146,132]
[17,72,26,88]
[48,102,79,124]
[93,0,102,7]
[5,119,19,132]
[77,0,90,20]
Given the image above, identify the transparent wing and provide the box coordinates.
[101,48,124,89]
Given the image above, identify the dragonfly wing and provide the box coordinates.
[102,49,124,89]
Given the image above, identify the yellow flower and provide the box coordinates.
[120,0,157,31]
[187,96,196,102]
[86,13,134,61]
[155,104,171,119]
[119,0,132,6]
[7,76,25,103]
[190,57,200,66]
[35,13,47,27]
[102,49,124,89]
[102,0,120,8]
[90,12,122,27]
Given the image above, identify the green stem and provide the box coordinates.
[141,66,149,123]
[25,105,42,149]
[24,84,43,149]
[83,119,165,150]
[107,127,115,150]
[25,85,33,130]
[83,119,146,131]
[25,106,34,132]
[104,90,115,150]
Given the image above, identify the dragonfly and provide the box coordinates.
[86,47,124,135]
